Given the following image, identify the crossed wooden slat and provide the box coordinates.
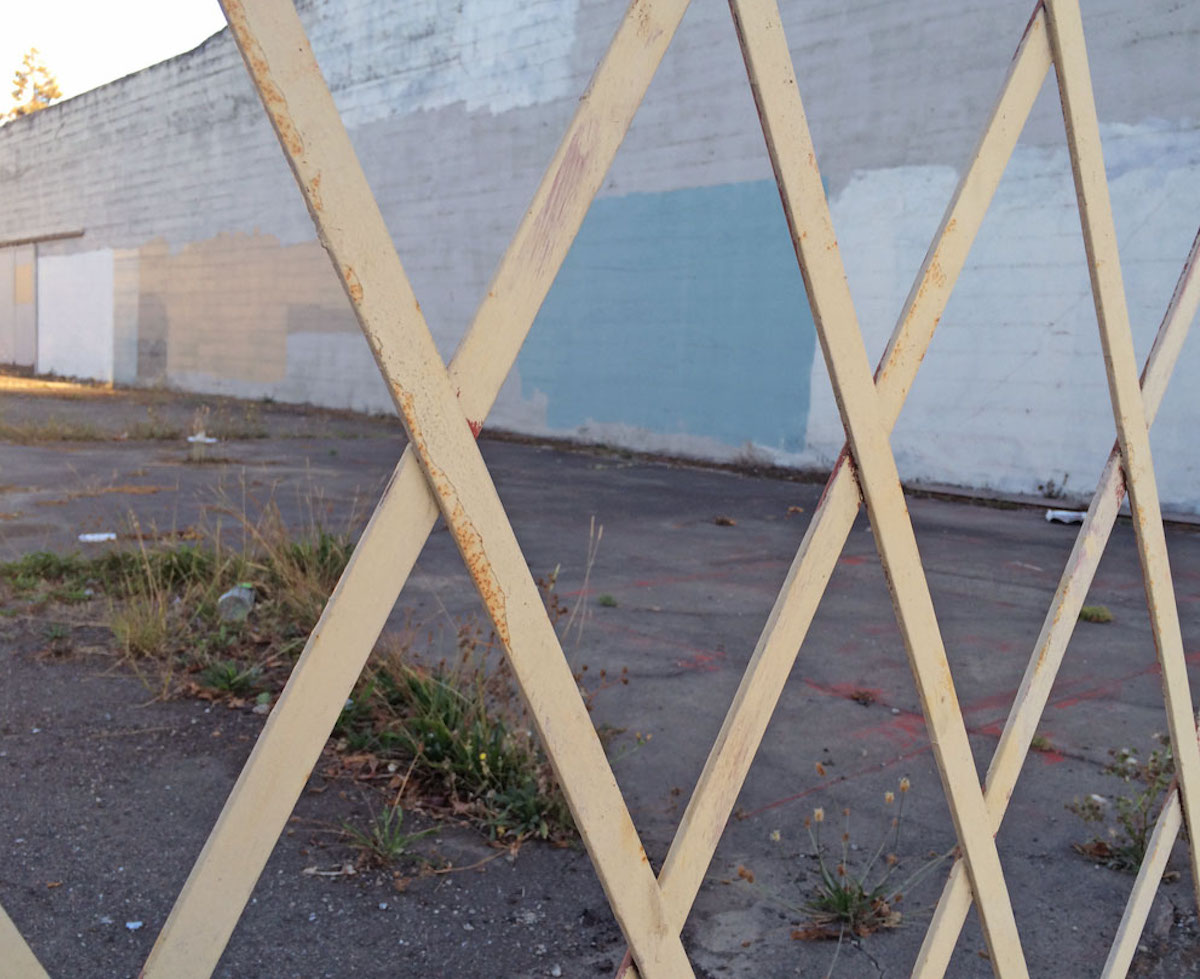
[0,1,1196,977]
[622,4,1200,977]
[914,228,1200,978]
[142,0,698,974]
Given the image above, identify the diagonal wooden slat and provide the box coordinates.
[142,1,694,977]
[217,0,689,973]
[729,2,1028,974]
[1047,0,1200,908]
[618,8,1052,976]
[915,225,1200,978]
[0,902,48,979]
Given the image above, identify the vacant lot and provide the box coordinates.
[1,378,1198,977]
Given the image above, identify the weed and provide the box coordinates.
[200,659,261,695]
[342,803,435,868]
[1068,734,1174,872]
[606,728,652,765]
[336,633,572,842]
[741,773,951,968]
[804,777,924,937]
[257,517,351,628]
[111,593,172,658]
[539,517,602,675]
[1,551,86,580]
[597,593,618,608]
[1030,734,1052,752]
[41,622,71,654]
[210,404,269,440]
[11,573,39,593]
[1,490,353,686]
[0,415,104,443]
[1038,474,1070,500]
[5,499,618,851]
[1079,604,1113,624]
[126,408,184,440]
[0,549,136,608]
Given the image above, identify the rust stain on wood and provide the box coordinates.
[223,0,306,158]
[398,392,510,648]
[342,265,364,303]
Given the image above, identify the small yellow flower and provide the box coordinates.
[813,807,825,823]
[885,791,895,804]
[899,776,911,794]
[478,752,488,762]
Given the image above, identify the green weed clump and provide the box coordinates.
[735,770,953,976]
[336,628,572,843]
[342,803,435,868]
[0,501,353,684]
[799,774,952,940]
[0,549,138,604]
[3,508,615,850]
[0,415,104,443]
[1079,604,1114,624]
[1068,734,1174,872]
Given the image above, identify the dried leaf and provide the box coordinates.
[791,924,840,942]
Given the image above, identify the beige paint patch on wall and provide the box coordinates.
[136,232,353,386]
[13,262,34,305]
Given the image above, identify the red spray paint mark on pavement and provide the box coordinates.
[804,680,884,703]
[467,419,483,438]
[676,649,727,672]
[848,712,929,752]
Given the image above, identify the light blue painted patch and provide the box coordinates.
[519,179,817,453]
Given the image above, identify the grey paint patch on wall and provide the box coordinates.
[519,180,817,454]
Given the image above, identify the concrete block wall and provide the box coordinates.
[0,0,1198,511]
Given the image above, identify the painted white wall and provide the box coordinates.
[36,250,115,383]
[808,121,1200,513]
[278,331,392,414]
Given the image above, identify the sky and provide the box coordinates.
[4,0,227,104]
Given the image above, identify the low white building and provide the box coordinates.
[1,0,1198,510]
